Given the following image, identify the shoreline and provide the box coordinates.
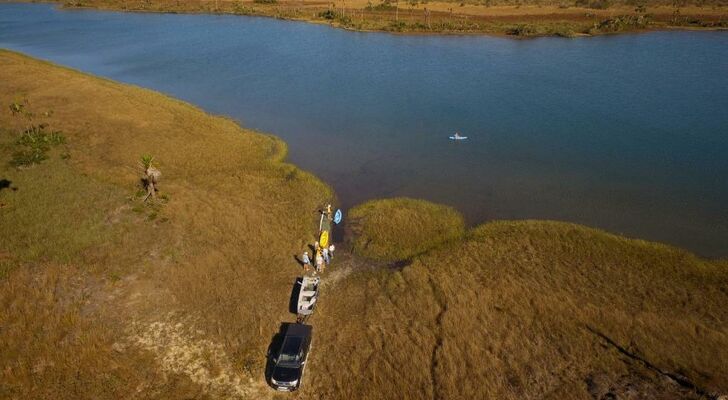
[6,0,727,38]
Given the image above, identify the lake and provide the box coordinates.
[1,3,727,257]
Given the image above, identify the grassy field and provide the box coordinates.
[313,207,728,399]
[18,0,726,37]
[0,49,332,399]
[347,197,465,261]
[1,50,727,400]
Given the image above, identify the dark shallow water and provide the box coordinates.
[1,3,727,257]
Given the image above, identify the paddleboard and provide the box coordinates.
[449,136,468,140]
[319,230,329,248]
[334,209,342,224]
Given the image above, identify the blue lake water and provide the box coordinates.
[1,3,727,257]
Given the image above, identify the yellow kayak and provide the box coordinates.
[319,230,329,248]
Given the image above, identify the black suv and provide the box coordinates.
[269,323,313,391]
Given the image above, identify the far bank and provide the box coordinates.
[6,0,728,37]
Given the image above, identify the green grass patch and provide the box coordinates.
[9,124,66,168]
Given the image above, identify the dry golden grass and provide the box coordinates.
[2,50,727,400]
[0,49,330,399]
[311,219,728,399]
[348,197,465,262]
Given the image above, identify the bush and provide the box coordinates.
[575,0,611,8]
[8,123,66,168]
[590,14,649,33]
[17,125,66,147]
[388,20,407,31]
[318,9,338,19]
[365,1,397,11]
[338,15,353,25]
[508,24,538,36]
[11,149,48,167]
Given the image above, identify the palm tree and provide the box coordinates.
[140,155,161,201]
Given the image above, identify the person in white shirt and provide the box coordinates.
[301,251,311,271]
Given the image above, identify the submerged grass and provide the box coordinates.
[1,50,727,400]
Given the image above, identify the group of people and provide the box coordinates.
[301,242,335,275]
[301,204,336,275]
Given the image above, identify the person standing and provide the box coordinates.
[328,244,335,260]
[323,247,330,265]
[315,250,324,274]
[301,251,311,272]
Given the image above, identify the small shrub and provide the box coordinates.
[253,0,277,4]
[11,149,48,167]
[553,27,577,37]
[318,9,337,19]
[388,20,407,31]
[508,24,538,36]
[590,14,649,33]
[140,154,154,170]
[576,0,611,9]
[9,121,66,168]
[365,1,397,11]
[338,15,353,26]
[9,102,24,115]
[411,22,429,30]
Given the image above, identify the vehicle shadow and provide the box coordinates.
[288,277,302,314]
[264,322,290,386]
[0,179,13,192]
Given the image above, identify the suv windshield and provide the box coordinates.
[278,336,303,365]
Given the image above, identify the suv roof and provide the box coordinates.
[286,323,312,337]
